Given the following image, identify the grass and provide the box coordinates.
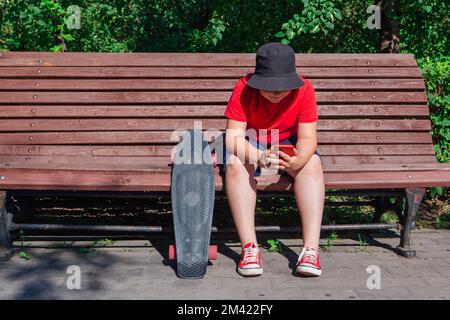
[435,211,450,229]
[356,233,369,251]
[18,229,31,261]
[79,238,115,254]
[19,251,31,261]
[266,239,284,253]
[93,238,115,247]
[321,232,338,251]
[380,212,399,224]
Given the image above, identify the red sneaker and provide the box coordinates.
[296,246,322,276]
[237,242,263,276]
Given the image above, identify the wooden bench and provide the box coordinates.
[0,52,449,261]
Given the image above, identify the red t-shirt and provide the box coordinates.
[224,73,318,144]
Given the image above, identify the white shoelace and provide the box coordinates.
[298,247,318,265]
[242,246,260,264]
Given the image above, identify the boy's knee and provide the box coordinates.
[288,154,323,178]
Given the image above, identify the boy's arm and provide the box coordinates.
[225,119,262,164]
[294,121,318,168]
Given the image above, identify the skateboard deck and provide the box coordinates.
[171,129,215,279]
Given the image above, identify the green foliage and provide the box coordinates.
[399,0,449,59]
[0,0,448,200]
[67,0,147,52]
[275,0,343,45]
[79,238,114,254]
[93,238,114,246]
[356,233,368,250]
[380,212,398,224]
[321,232,338,251]
[419,56,450,163]
[186,11,227,51]
[429,187,444,198]
[435,211,450,229]
[266,239,283,253]
[18,229,31,260]
[0,0,70,51]
[79,247,95,254]
[19,251,31,261]
[276,0,378,53]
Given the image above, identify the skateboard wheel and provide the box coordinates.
[168,245,217,260]
[168,244,176,260]
[208,245,218,260]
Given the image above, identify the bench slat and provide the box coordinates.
[0,52,418,67]
[0,155,439,171]
[1,166,449,191]
[0,132,433,144]
[0,78,425,90]
[0,67,424,78]
[0,144,436,156]
[0,104,430,118]
[0,91,428,104]
[0,119,431,131]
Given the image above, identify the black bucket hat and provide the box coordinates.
[247,42,304,91]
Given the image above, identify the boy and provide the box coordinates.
[223,42,325,277]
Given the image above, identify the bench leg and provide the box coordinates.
[396,188,425,258]
[0,191,13,261]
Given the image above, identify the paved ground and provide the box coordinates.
[0,229,449,300]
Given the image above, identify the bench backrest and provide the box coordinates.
[0,52,435,171]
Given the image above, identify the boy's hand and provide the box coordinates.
[277,148,302,171]
[257,147,280,169]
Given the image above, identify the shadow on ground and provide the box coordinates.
[0,248,120,299]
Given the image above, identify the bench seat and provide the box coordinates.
[1,163,449,191]
[1,51,450,259]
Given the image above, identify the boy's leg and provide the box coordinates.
[224,152,259,248]
[285,154,325,249]
[278,134,324,249]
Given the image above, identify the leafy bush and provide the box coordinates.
[399,0,449,59]
[0,0,448,200]
[275,0,343,44]
[0,0,71,51]
[419,56,450,164]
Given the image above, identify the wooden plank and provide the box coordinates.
[257,169,450,190]
[319,155,438,164]
[0,166,449,191]
[1,155,172,169]
[0,104,430,118]
[0,144,436,157]
[0,105,227,118]
[0,52,418,67]
[0,169,176,191]
[0,155,439,171]
[324,163,450,172]
[0,131,433,144]
[0,91,427,104]
[318,119,431,131]
[0,145,174,156]
[0,67,424,78]
[318,105,429,117]
[0,78,425,90]
[312,78,424,90]
[0,119,225,131]
[317,92,427,103]
[0,119,431,132]
[317,144,436,156]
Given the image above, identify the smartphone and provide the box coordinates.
[273,144,296,157]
